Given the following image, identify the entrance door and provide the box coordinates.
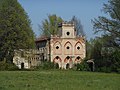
[21,62,24,69]
[88,62,94,71]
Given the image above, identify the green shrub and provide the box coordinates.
[36,61,55,70]
[0,61,19,71]
[43,61,55,70]
[76,63,82,71]
[0,61,7,70]
[94,49,120,73]
[100,67,111,73]
[7,64,19,71]
[117,68,120,74]
[76,61,90,71]
[54,63,59,69]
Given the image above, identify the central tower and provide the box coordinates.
[61,22,76,38]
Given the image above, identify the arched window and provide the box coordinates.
[75,41,83,55]
[56,46,59,49]
[53,41,62,55]
[66,46,70,49]
[77,46,80,50]
[66,32,70,36]
[64,41,72,55]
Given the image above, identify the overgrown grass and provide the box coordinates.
[0,70,120,90]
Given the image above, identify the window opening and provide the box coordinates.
[66,32,70,35]
[56,56,59,59]
[66,46,70,49]
[56,46,59,49]
[67,56,70,59]
[77,56,80,60]
[77,46,80,50]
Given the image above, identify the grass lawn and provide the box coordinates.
[0,70,120,90]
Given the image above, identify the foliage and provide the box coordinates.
[90,38,102,59]
[0,61,19,71]
[0,71,120,90]
[39,15,85,37]
[71,16,85,36]
[91,0,120,73]
[86,40,93,59]
[76,60,90,71]
[39,14,63,37]
[93,39,120,72]
[87,37,120,73]
[42,61,55,70]
[92,0,120,48]
[36,61,55,70]
[117,68,120,74]
[0,0,35,63]
[99,67,111,73]
[86,38,102,59]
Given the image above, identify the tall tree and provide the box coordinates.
[92,0,120,48]
[0,0,35,62]
[39,14,63,37]
[71,16,85,37]
[92,0,120,72]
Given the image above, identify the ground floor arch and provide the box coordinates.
[74,56,82,64]
[64,56,73,69]
[53,56,62,69]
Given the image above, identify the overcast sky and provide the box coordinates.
[18,0,109,39]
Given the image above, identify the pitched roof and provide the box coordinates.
[35,36,50,42]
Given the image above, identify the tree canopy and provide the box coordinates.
[92,0,120,48]
[39,15,85,38]
[39,14,63,37]
[71,16,85,37]
[0,0,35,62]
[90,0,120,72]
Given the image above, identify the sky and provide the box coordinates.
[18,0,109,39]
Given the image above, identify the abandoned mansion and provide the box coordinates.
[13,21,86,69]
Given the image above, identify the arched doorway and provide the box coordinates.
[89,62,94,71]
[64,56,72,69]
[21,62,24,69]
[87,59,95,71]
[53,56,62,69]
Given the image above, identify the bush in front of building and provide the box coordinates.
[99,66,111,73]
[76,61,90,71]
[42,61,55,70]
[36,61,55,70]
[0,61,19,71]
